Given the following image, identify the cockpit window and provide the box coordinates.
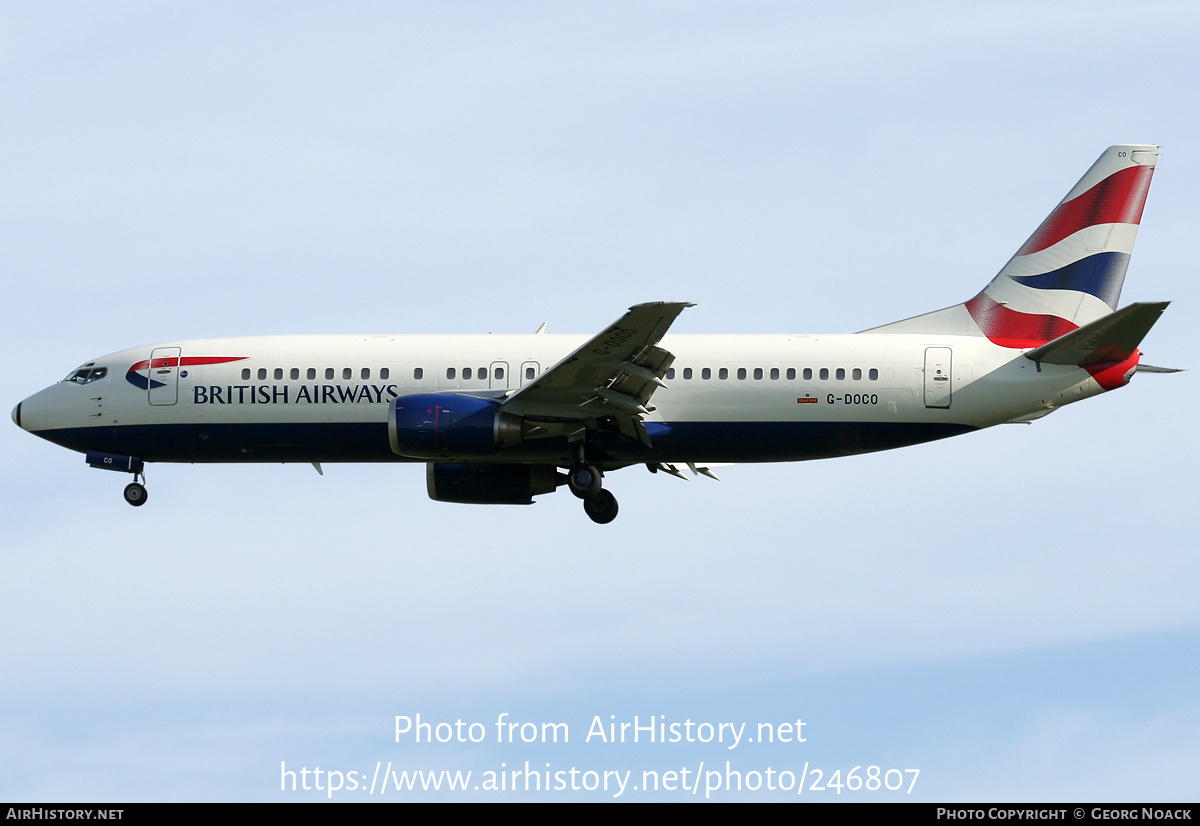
[62,366,107,385]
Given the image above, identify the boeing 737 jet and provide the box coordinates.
[13,145,1175,523]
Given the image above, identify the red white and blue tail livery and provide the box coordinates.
[13,146,1176,523]
[871,145,1158,345]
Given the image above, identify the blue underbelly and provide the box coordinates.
[36,420,978,465]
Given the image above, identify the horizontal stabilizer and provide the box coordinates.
[1024,301,1169,365]
[1135,363,1183,373]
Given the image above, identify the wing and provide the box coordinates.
[501,301,694,446]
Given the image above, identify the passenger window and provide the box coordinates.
[381,368,390,380]
[342,368,352,380]
[836,368,845,380]
[258,368,267,380]
[242,368,251,380]
[803,368,812,380]
[719,368,729,380]
[307,368,316,380]
[525,367,535,380]
[683,367,693,380]
[852,368,862,380]
[414,368,423,380]
[274,368,283,380]
[478,367,486,378]
[290,368,299,380]
[737,368,747,380]
[494,367,503,379]
[754,368,764,380]
[819,368,829,380]
[770,368,779,380]
[869,368,879,381]
[361,368,370,380]
[666,368,675,380]
[463,367,472,380]
[447,367,456,380]
[702,368,711,380]
[325,368,335,380]
[787,368,796,380]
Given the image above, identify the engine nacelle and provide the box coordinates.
[426,462,560,505]
[389,393,523,459]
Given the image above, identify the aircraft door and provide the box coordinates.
[923,347,952,409]
[489,361,510,391]
[148,346,181,406]
[520,361,540,387]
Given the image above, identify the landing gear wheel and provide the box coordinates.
[123,482,148,507]
[567,464,602,500]
[583,489,619,524]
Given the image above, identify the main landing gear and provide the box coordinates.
[582,489,618,524]
[568,464,618,524]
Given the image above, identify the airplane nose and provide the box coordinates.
[13,393,46,432]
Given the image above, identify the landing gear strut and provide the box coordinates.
[568,464,618,524]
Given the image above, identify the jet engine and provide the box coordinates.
[388,393,524,459]
[426,462,560,505]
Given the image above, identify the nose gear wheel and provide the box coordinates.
[123,482,148,507]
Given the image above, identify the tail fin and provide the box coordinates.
[867,145,1158,346]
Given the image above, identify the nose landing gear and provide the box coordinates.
[85,452,148,508]
[123,480,148,507]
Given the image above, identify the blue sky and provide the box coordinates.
[2,1,1198,801]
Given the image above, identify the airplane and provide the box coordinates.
[12,145,1176,524]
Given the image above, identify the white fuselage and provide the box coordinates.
[15,332,1106,468]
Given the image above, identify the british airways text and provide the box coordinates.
[192,384,400,405]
